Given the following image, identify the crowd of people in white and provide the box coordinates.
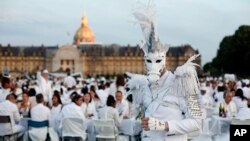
[0,70,132,141]
[1,69,250,141]
[199,76,250,120]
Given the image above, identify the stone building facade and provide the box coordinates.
[0,43,200,77]
[0,16,200,77]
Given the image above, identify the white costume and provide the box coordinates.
[126,2,203,140]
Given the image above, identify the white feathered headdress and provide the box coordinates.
[132,1,169,55]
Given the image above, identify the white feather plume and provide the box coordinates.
[173,54,201,97]
[132,1,168,54]
[124,72,151,118]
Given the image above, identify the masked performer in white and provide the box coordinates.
[128,1,203,141]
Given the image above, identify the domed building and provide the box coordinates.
[0,15,201,77]
[73,16,95,45]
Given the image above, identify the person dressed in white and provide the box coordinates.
[29,94,51,141]
[109,75,126,97]
[128,3,202,140]
[199,85,214,108]
[96,85,109,107]
[63,72,76,90]
[233,89,250,119]
[36,69,52,105]
[214,85,226,104]
[59,92,85,120]
[50,91,62,135]
[89,85,103,110]
[0,76,11,102]
[81,92,97,119]
[0,93,25,138]
[98,95,121,131]
[217,89,237,117]
[115,90,129,118]
[58,92,86,140]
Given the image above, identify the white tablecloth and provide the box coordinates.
[119,119,141,136]
[209,116,232,136]
[20,118,31,131]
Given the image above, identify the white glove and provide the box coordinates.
[148,117,166,131]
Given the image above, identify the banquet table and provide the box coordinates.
[19,117,31,131]
[208,116,233,136]
[119,118,142,136]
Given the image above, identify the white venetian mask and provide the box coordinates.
[145,51,166,83]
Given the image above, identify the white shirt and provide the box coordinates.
[236,107,250,120]
[220,100,237,117]
[59,103,85,121]
[0,100,20,125]
[233,97,248,110]
[92,99,103,109]
[109,83,125,98]
[81,102,97,118]
[63,76,76,88]
[116,99,129,118]
[37,72,52,103]
[96,89,108,107]
[50,104,62,120]
[214,92,225,103]
[0,88,11,102]
[0,100,24,134]
[208,87,218,98]
[199,93,214,108]
[50,104,62,133]
[242,86,250,99]
[98,106,121,127]
[31,103,50,121]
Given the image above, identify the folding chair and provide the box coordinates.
[93,119,118,141]
[27,120,49,141]
[0,115,18,141]
[61,117,86,141]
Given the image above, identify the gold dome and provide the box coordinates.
[73,16,95,45]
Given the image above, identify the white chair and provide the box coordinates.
[61,117,86,141]
[0,115,18,141]
[93,119,118,141]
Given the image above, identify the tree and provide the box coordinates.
[203,25,250,77]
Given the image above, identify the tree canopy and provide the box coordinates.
[203,25,250,77]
